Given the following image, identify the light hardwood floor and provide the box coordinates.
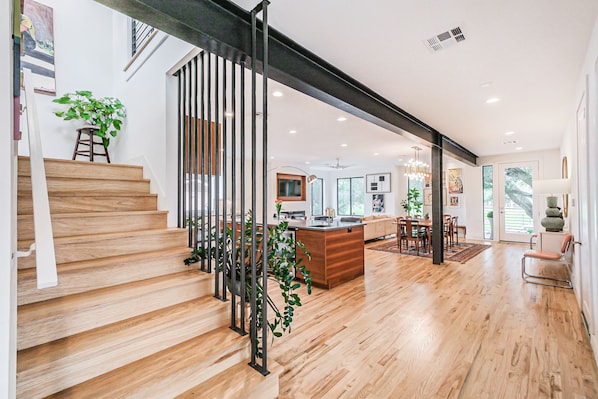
[268,240,598,398]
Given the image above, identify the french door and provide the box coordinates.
[576,90,593,335]
[498,161,538,242]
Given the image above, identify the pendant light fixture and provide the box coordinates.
[404,146,430,180]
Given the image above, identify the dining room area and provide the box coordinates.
[367,214,492,264]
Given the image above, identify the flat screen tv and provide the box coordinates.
[276,173,306,201]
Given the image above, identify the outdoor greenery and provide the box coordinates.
[53,90,126,148]
[184,211,312,353]
[337,177,365,215]
[401,187,423,217]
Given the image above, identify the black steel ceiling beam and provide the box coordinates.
[95,0,478,165]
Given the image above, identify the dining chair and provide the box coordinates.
[443,215,453,249]
[521,233,573,289]
[451,216,459,245]
[400,219,426,255]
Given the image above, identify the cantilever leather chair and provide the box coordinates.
[521,233,573,289]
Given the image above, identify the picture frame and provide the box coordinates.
[424,188,432,206]
[424,188,448,206]
[448,168,463,194]
[372,193,385,213]
[448,195,460,207]
[366,173,391,193]
[21,0,56,96]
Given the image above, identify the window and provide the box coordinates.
[482,165,493,239]
[131,19,155,57]
[311,178,323,216]
[337,177,364,216]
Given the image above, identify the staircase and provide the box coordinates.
[16,157,281,399]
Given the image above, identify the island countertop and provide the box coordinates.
[281,219,364,231]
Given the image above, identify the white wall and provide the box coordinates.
[561,14,598,362]
[1,0,17,395]
[110,11,193,203]
[19,0,116,159]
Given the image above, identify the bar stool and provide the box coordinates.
[72,126,111,163]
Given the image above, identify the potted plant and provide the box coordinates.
[401,187,423,217]
[486,210,494,239]
[184,210,312,344]
[53,90,126,148]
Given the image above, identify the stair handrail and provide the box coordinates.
[22,69,58,288]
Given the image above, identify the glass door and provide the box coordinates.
[498,162,537,242]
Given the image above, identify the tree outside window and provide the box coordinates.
[337,177,364,216]
[311,178,323,216]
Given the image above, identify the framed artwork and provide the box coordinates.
[424,188,432,206]
[448,168,463,194]
[424,174,431,188]
[21,0,56,95]
[449,195,460,207]
[372,194,385,213]
[366,173,391,193]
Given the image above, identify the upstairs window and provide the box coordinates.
[131,19,155,57]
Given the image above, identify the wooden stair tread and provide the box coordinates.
[18,247,192,305]
[17,210,169,240]
[18,298,231,399]
[18,192,158,198]
[44,326,249,399]
[18,156,143,180]
[176,359,283,399]
[18,270,212,350]
[18,227,186,249]
[18,209,168,219]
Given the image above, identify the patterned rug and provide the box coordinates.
[367,239,491,263]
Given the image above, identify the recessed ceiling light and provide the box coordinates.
[272,91,283,97]
[374,152,379,156]
[337,116,347,122]
[504,131,515,136]
[340,143,348,147]
[486,97,501,104]
[305,161,310,165]
[270,156,275,159]
[515,147,523,151]
[480,81,492,88]
[289,130,297,134]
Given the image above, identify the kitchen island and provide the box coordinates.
[287,220,365,289]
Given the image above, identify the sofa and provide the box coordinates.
[360,214,397,241]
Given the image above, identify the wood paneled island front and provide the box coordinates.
[289,220,365,289]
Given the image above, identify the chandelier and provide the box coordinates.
[404,146,430,180]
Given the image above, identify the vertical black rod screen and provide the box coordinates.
[175,2,270,373]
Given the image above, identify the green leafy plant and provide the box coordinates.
[53,90,126,148]
[401,187,423,217]
[486,210,493,219]
[184,211,312,347]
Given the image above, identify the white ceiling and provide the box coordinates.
[231,0,598,170]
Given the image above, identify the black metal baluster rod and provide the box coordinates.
[214,55,221,298]
[176,68,183,228]
[192,56,199,250]
[200,52,206,272]
[221,57,228,301]
[250,5,258,369]
[260,0,270,375]
[230,62,240,332]
[207,53,213,274]
[183,62,191,245]
[239,62,247,335]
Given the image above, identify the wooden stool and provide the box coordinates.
[72,126,111,163]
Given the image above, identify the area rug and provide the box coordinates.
[367,239,491,263]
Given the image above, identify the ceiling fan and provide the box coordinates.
[325,157,353,170]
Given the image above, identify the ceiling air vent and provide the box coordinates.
[424,26,466,52]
